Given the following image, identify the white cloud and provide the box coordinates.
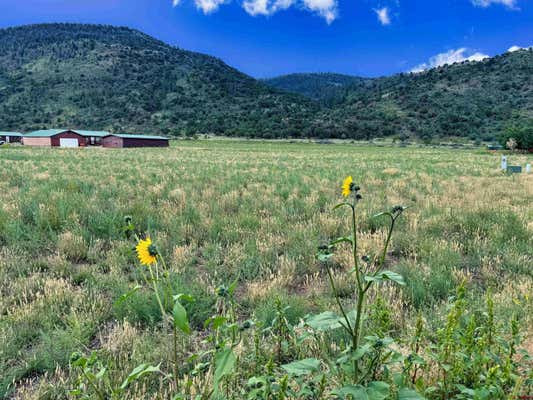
[302,0,338,24]
[194,0,228,13]
[411,48,489,73]
[242,0,293,16]
[374,7,391,25]
[172,0,336,22]
[507,45,531,52]
[470,0,518,9]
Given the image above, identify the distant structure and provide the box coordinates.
[21,129,169,148]
[22,129,110,147]
[71,130,110,146]
[102,134,169,148]
[0,132,23,143]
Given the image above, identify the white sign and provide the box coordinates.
[501,155,507,170]
[526,164,531,173]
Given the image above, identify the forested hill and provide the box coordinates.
[0,23,317,137]
[0,23,531,140]
[265,50,533,140]
[262,73,367,102]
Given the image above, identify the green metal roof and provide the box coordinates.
[24,129,111,137]
[72,130,110,137]
[105,134,168,140]
[0,132,23,137]
[25,129,70,137]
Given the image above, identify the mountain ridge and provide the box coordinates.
[0,23,531,140]
[0,23,317,137]
[264,49,533,140]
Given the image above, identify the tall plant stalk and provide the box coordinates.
[320,177,407,383]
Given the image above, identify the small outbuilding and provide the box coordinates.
[23,129,87,147]
[102,134,169,148]
[0,132,23,143]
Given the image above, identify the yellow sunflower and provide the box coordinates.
[342,176,353,197]
[136,237,158,266]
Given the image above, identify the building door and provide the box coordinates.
[59,138,79,148]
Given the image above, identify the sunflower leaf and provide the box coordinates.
[334,202,352,210]
[330,236,354,246]
[173,298,191,335]
[364,271,405,286]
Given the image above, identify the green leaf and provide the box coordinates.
[281,358,320,376]
[205,315,228,329]
[352,343,372,361]
[334,202,352,211]
[330,236,354,246]
[317,252,334,262]
[95,367,107,380]
[213,347,236,396]
[367,381,389,400]
[173,293,194,303]
[120,364,160,389]
[372,211,392,219]
[306,311,344,331]
[364,271,405,286]
[173,299,191,335]
[114,285,141,306]
[228,274,240,296]
[335,382,390,400]
[398,388,426,400]
[71,356,88,368]
[334,385,368,399]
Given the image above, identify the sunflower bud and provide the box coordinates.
[148,243,159,257]
[392,205,404,213]
[239,320,253,331]
[215,285,229,298]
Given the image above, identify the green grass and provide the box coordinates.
[0,140,531,398]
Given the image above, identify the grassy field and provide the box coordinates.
[0,140,531,399]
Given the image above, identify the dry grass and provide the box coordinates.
[0,141,531,397]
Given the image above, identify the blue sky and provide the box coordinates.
[0,0,531,78]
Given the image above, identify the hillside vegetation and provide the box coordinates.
[0,24,316,137]
[265,52,533,141]
[0,23,532,140]
[262,73,367,102]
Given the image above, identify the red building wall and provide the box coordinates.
[122,138,169,148]
[102,136,169,148]
[102,136,123,148]
[50,131,87,147]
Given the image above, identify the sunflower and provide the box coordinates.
[342,176,353,197]
[136,237,158,266]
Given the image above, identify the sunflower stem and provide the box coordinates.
[148,263,167,321]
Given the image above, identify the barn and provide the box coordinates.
[0,132,23,143]
[102,134,169,148]
[74,130,110,146]
[23,129,88,147]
